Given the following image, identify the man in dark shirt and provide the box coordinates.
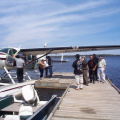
[88,55,97,84]
[46,56,53,77]
[93,54,99,81]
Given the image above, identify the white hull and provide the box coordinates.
[0,80,36,97]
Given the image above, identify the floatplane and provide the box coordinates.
[0,45,119,88]
[0,45,120,85]
[0,45,120,119]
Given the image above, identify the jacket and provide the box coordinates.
[72,59,83,75]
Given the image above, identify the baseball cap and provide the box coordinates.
[18,54,23,57]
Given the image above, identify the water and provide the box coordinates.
[52,56,120,90]
[0,56,120,90]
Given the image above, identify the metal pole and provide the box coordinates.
[4,67,15,84]
[25,72,32,81]
[34,70,40,75]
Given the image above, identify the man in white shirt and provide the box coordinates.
[98,55,106,82]
[14,54,25,83]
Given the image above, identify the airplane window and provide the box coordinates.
[27,55,32,60]
[0,48,9,53]
[12,49,17,54]
[8,49,12,56]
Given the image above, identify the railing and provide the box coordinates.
[106,75,120,94]
[46,84,70,120]
[26,95,57,120]
[107,78,120,94]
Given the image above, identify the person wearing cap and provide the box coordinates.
[14,53,25,83]
[72,54,84,90]
[82,56,89,86]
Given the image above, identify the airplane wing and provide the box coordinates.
[20,45,120,56]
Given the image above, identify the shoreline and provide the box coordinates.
[51,54,120,57]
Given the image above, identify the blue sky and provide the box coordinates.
[0,0,120,54]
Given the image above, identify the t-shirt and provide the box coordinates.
[44,61,49,67]
[82,59,88,70]
[47,57,52,66]
[98,59,106,68]
[88,59,96,70]
[15,58,25,68]
[93,57,99,64]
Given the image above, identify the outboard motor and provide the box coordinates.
[22,85,37,106]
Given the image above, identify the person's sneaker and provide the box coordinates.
[102,80,106,83]
[80,88,83,90]
[75,88,79,90]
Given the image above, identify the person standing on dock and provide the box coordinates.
[93,54,99,81]
[82,56,89,86]
[44,58,49,77]
[72,54,83,90]
[46,56,53,77]
[88,55,97,84]
[38,59,45,79]
[14,53,25,83]
[98,55,106,83]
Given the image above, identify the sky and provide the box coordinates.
[0,0,120,54]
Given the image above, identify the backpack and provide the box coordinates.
[77,59,83,71]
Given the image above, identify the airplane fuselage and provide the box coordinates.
[0,48,47,71]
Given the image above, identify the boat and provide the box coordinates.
[0,84,57,120]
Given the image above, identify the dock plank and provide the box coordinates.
[50,73,120,120]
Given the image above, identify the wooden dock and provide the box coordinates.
[43,72,120,120]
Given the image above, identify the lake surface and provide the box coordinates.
[0,56,120,90]
[52,56,120,89]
